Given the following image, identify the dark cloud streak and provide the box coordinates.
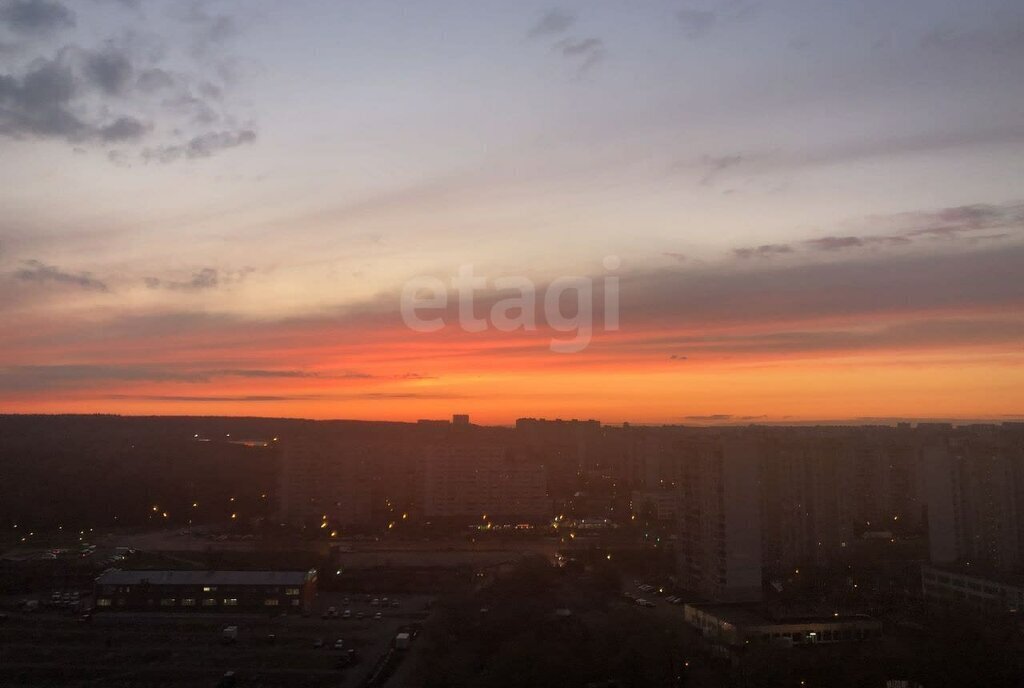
[141,129,256,163]
[733,244,793,259]
[13,259,108,291]
[676,9,716,39]
[555,37,605,76]
[145,267,219,291]
[0,365,379,392]
[0,0,74,35]
[528,9,575,38]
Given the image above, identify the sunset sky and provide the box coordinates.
[1,0,1022,424]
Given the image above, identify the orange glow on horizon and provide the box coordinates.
[3,295,1022,424]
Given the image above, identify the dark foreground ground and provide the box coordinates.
[0,592,433,688]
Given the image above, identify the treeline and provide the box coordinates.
[414,556,696,688]
[0,415,283,529]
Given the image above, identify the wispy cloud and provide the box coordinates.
[686,125,1024,188]
[0,364,376,392]
[141,129,256,163]
[698,154,743,186]
[13,260,108,291]
[102,391,465,403]
[676,8,716,39]
[555,37,605,76]
[528,9,575,39]
[676,1,757,40]
[733,202,1024,258]
[733,244,793,259]
[145,267,219,291]
[803,235,910,251]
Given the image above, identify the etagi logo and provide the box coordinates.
[400,256,621,353]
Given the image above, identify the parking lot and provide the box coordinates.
[0,592,433,687]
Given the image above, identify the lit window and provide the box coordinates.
[96,598,112,607]
[202,598,217,607]
[182,598,196,606]
[264,599,279,606]
[203,586,217,592]
[223,598,238,606]
[285,587,300,596]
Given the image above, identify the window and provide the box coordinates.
[202,598,217,607]
[291,599,300,606]
[264,599,279,606]
[223,598,239,606]
[96,598,112,607]
[182,598,196,606]
[203,586,217,592]
[285,587,300,596]
[160,598,176,607]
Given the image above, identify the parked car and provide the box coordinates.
[334,639,345,650]
[373,611,383,621]
[342,609,352,619]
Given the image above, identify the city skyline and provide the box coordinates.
[2,0,1023,423]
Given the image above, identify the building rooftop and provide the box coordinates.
[95,570,315,586]
[687,603,877,628]
[923,563,1024,588]
[690,603,768,626]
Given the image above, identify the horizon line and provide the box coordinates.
[2,411,1022,429]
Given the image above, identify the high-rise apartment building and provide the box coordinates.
[279,431,374,528]
[922,433,1021,571]
[677,436,763,602]
[421,442,551,522]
